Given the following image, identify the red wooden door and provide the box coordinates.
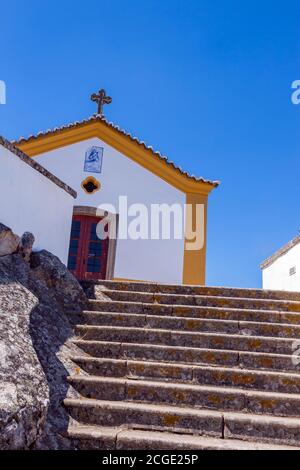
[67,215,109,281]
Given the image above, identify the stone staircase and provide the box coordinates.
[64,281,300,450]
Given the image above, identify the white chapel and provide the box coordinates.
[12,90,218,285]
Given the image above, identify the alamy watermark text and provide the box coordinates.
[93,196,205,251]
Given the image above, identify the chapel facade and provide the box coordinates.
[15,91,219,285]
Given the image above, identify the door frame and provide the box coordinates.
[72,206,119,280]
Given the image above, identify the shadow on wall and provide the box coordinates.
[0,250,87,450]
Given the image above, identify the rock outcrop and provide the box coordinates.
[0,223,20,257]
[0,257,48,449]
[0,228,87,449]
[18,232,35,262]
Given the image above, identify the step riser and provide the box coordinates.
[170,307,300,325]
[81,312,300,338]
[70,436,115,451]
[73,358,193,382]
[66,408,300,448]
[65,403,222,437]
[73,340,240,367]
[88,300,169,315]
[82,313,239,335]
[68,430,300,450]
[241,353,300,373]
[88,301,300,325]
[75,326,295,355]
[72,340,300,373]
[114,436,295,450]
[102,291,300,312]
[72,357,300,394]
[86,280,300,301]
[194,369,300,394]
[224,415,300,447]
[68,379,300,418]
[72,436,245,451]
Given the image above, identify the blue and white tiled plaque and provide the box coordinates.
[84,146,103,174]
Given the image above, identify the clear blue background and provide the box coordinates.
[1,0,299,288]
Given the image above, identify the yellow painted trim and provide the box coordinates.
[182,193,208,286]
[16,120,216,195]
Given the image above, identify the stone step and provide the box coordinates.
[71,356,300,394]
[67,375,300,418]
[69,280,300,449]
[88,300,300,325]
[67,424,299,450]
[65,398,300,447]
[75,325,295,354]
[64,398,223,436]
[101,290,300,312]
[71,339,300,372]
[224,412,300,447]
[72,339,239,366]
[84,280,300,302]
[81,311,300,338]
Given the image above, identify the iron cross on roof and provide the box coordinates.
[91,89,112,116]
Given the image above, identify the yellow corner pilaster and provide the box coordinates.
[183,193,208,286]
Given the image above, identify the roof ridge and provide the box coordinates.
[260,234,300,269]
[13,115,220,188]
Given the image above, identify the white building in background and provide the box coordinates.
[0,136,76,264]
[261,234,300,292]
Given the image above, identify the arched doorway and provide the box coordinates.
[67,207,117,281]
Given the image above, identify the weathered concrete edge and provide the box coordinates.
[0,135,77,198]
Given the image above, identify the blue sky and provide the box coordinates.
[1,0,300,288]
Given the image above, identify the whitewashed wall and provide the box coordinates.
[35,137,186,284]
[262,244,300,292]
[0,145,75,264]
